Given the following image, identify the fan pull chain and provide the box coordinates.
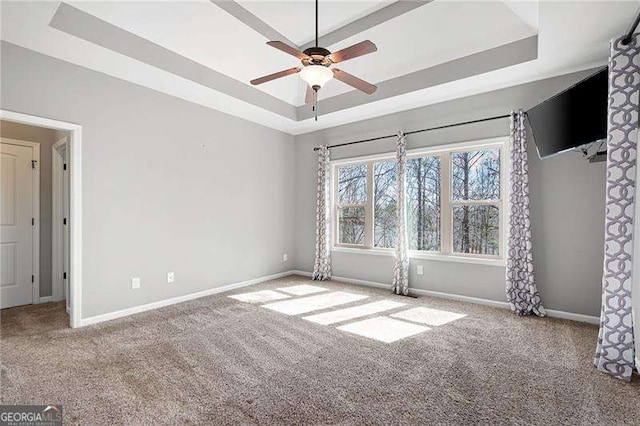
[314,90,318,121]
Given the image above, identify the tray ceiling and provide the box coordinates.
[0,1,636,134]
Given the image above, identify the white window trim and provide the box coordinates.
[331,137,508,267]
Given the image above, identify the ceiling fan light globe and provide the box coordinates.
[300,65,333,89]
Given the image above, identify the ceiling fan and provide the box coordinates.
[250,0,378,120]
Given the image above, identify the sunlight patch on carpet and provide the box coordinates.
[262,292,367,315]
[391,307,467,326]
[277,284,328,295]
[338,317,429,343]
[228,290,290,304]
[303,300,406,325]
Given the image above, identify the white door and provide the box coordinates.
[1,143,35,309]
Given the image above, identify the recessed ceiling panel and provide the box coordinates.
[238,0,394,46]
[61,1,536,107]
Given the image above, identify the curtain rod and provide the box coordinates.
[622,9,640,45]
[313,114,510,151]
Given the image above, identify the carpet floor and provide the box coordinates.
[1,275,639,425]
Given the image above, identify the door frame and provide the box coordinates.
[1,110,83,328]
[51,137,68,304]
[1,137,40,306]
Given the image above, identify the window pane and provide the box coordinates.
[406,156,441,251]
[339,207,365,245]
[374,161,397,248]
[452,148,500,201]
[452,205,499,255]
[338,164,367,205]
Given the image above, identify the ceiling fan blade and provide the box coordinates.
[305,85,315,105]
[333,69,377,94]
[328,40,377,64]
[250,67,301,85]
[267,41,309,60]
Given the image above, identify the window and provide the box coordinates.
[451,149,501,255]
[374,161,397,248]
[332,138,506,262]
[336,164,367,245]
[407,155,441,251]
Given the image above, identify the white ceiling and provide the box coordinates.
[238,1,394,46]
[1,1,638,135]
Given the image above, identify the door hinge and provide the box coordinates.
[63,218,67,225]
[63,163,67,171]
[32,218,35,226]
[31,275,34,283]
[31,160,38,169]
[63,272,67,280]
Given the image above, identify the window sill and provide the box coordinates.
[331,246,506,267]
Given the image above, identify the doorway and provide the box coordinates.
[0,110,82,328]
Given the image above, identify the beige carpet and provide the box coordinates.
[1,275,638,424]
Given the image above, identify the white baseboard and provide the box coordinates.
[544,309,600,324]
[330,275,390,291]
[78,269,600,327]
[79,270,296,327]
[292,270,600,324]
[38,296,53,304]
[292,270,392,291]
[410,287,511,310]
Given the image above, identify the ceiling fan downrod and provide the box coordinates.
[302,0,331,61]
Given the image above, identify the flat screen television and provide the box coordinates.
[527,67,608,159]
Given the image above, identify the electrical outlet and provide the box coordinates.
[283,254,288,262]
[416,265,424,276]
[167,272,175,283]
[131,277,141,289]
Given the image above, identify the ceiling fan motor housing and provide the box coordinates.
[302,46,332,67]
[303,46,331,57]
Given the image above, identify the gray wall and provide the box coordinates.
[293,69,606,317]
[0,41,607,319]
[0,120,59,298]
[1,42,296,318]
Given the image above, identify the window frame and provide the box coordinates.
[333,162,371,248]
[330,137,508,267]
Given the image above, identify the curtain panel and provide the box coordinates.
[391,132,410,295]
[505,110,546,317]
[312,145,332,281]
[594,35,639,381]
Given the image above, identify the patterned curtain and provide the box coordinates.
[391,132,409,295]
[313,145,332,281]
[505,110,546,317]
[594,35,639,381]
